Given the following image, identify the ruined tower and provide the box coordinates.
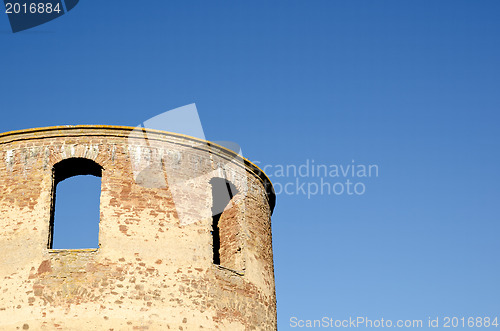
[0,126,276,330]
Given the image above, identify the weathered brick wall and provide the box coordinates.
[0,126,276,330]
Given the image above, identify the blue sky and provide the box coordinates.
[2,1,500,329]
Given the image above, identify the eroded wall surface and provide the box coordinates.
[0,126,276,330]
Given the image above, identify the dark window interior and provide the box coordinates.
[210,177,238,265]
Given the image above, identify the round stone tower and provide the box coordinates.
[0,126,276,330]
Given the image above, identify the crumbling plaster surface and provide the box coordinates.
[0,126,276,330]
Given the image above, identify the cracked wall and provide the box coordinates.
[0,126,276,331]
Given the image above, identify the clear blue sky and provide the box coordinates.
[2,1,500,329]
